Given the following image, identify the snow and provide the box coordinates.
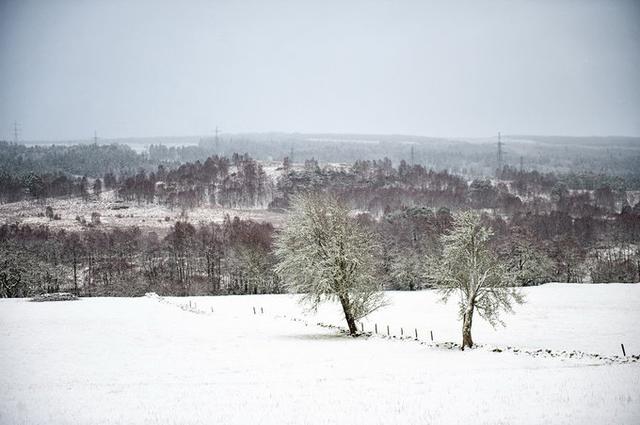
[1,284,639,424]
[313,283,640,356]
[0,190,288,233]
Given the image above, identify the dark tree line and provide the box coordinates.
[116,153,272,209]
[0,141,149,177]
[0,172,94,203]
[273,159,638,218]
[272,159,468,214]
[2,201,638,298]
[0,217,277,298]
[0,151,273,209]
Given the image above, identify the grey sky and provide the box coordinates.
[1,0,639,141]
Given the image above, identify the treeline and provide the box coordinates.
[117,153,272,209]
[0,149,272,209]
[2,139,639,211]
[0,141,148,203]
[365,204,640,288]
[2,203,639,298]
[0,141,149,177]
[193,133,640,179]
[0,172,99,203]
[272,159,468,213]
[275,160,637,217]
[499,166,639,196]
[0,217,277,298]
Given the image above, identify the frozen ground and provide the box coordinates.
[1,284,639,424]
[0,190,287,233]
[305,283,640,356]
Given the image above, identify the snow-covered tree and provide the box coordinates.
[275,193,385,335]
[428,211,524,349]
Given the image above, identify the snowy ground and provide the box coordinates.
[0,190,287,233]
[1,284,639,424]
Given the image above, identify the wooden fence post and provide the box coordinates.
[621,343,626,356]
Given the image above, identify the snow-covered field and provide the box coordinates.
[1,284,639,424]
[0,190,287,233]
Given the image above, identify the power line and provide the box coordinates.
[497,132,504,172]
[13,121,20,143]
[520,155,524,173]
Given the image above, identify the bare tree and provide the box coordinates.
[93,178,102,198]
[428,211,524,349]
[275,193,385,335]
[497,228,553,286]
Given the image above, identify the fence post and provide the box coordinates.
[253,306,256,315]
[401,327,404,336]
[261,307,264,314]
[375,323,378,334]
[621,343,626,356]
[430,330,433,341]
[415,328,418,339]
[361,323,364,332]
[387,325,390,336]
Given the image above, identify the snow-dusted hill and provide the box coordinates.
[1,284,639,424]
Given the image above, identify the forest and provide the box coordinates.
[1,139,639,298]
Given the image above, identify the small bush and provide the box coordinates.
[31,292,79,302]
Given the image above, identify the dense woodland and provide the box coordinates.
[0,217,277,298]
[1,139,639,297]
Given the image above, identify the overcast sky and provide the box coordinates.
[1,0,639,141]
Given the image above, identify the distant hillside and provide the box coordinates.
[8,133,640,178]
[507,135,640,148]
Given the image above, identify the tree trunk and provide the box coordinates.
[72,255,78,295]
[461,304,474,350]
[338,294,358,335]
